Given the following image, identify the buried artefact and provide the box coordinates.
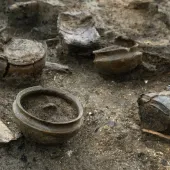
[93,37,142,74]
[0,120,21,143]
[138,91,170,132]
[1,38,47,77]
[13,86,83,144]
[0,37,71,78]
[58,11,100,56]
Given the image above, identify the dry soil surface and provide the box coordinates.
[0,0,170,170]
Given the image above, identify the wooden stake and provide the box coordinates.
[45,62,72,74]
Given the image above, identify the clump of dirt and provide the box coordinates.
[22,94,78,122]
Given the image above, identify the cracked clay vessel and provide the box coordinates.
[1,38,47,77]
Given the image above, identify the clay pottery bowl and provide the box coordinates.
[13,86,83,144]
[93,37,142,74]
[2,38,47,77]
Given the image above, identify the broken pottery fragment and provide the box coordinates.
[58,11,100,56]
[93,37,142,74]
[3,38,46,76]
[0,120,17,143]
[138,91,170,132]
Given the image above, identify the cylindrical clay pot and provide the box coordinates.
[3,38,47,77]
[13,86,83,144]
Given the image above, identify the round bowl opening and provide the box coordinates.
[20,89,80,123]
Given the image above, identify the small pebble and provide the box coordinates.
[144,80,148,84]
[67,150,73,157]
[165,85,170,91]
[161,159,168,166]
[107,120,116,127]
[89,112,92,115]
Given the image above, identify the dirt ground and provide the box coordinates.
[1,0,170,169]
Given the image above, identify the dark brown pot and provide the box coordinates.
[93,41,142,74]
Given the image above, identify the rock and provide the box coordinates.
[20,154,27,163]
[107,120,116,128]
[58,11,100,57]
[0,0,6,12]
[138,39,170,73]
[0,54,8,77]
[82,0,106,35]
[88,112,93,116]
[137,38,170,54]
[165,85,170,91]
[128,0,154,10]
[31,26,58,39]
[66,150,73,157]
[141,61,157,72]
[38,0,65,25]
[138,91,170,132]
[92,12,105,35]
[157,1,170,28]
[8,1,39,26]
[0,120,18,143]
[0,29,12,44]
